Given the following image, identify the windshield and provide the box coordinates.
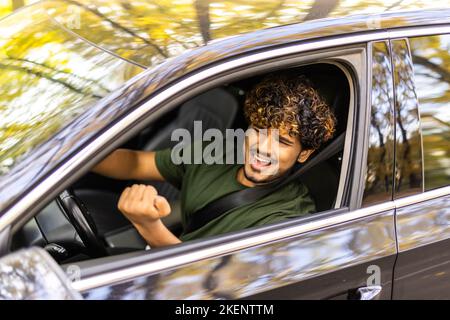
[0,5,143,177]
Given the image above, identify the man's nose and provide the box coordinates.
[257,132,275,155]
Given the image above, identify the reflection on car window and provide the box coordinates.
[363,41,395,207]
[391,39,423,198]
[0,6,143,176]
[410,35,450,190]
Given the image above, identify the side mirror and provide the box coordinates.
[0,247,82,300]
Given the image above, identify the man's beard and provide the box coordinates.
[243,165,279,185]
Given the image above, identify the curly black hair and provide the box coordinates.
[244,72,336,150]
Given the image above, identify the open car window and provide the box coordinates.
[10,59,355,265]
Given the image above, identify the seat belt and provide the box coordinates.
[183,132,346,235]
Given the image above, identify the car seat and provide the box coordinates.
[299,67,350,211]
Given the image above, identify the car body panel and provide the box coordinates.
[0,2,449,300]
[394,191,450,299]
[80,209,396,300]
[391,36,450,299]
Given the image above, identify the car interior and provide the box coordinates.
[10,63,351,264]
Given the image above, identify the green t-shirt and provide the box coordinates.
[154,141,316,241]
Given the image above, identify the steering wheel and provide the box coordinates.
[56,189,108,258]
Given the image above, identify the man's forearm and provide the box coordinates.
[92,149,139,180]
[134,220,181,248]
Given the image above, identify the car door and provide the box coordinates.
[391,34,450,299]
[63,41,397,300]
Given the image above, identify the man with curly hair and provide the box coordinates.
[93,72,337,247]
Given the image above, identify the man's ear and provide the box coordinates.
[297,149,315,163]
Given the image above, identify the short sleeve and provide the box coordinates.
[154,148,186,189]
[154,140,211,189]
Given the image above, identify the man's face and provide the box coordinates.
[243,125,314,184]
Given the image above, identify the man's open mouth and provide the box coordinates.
[249,149,275,171]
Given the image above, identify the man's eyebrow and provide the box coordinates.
[252,125,294,145]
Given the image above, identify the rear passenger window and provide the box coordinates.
[410,35,450,190]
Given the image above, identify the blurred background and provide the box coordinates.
[0,0,449,21]
[0,0,37,19]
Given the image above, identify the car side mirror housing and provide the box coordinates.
[0,247,82,300]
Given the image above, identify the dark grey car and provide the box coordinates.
[0,0,449,300]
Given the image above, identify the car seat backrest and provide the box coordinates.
[143,87,239,204]
[300,156,341,212]
[298,70,349,211]
[143,87,239,151]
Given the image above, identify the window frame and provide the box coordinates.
[0,32,374,291]
[4,44,368,231]
[58,45,367,292]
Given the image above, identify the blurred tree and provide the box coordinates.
[303,0,339,21]
[195,0,210,44]
[11,0,24,10]
[410,35,450,190]
[0,6,142,175]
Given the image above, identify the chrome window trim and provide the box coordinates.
[72,201,395,292]
[388,25,450,39]
[327,60,357,209]
[361,40,376,205]
[394,185,450,208]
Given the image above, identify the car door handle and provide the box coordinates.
[348,285,382,300]
[356,285,383,300]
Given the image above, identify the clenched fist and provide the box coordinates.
[117,184,171,226]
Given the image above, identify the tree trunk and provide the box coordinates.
[302,0,340,22]
[195,0,210,44]
[12,0,25,10]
